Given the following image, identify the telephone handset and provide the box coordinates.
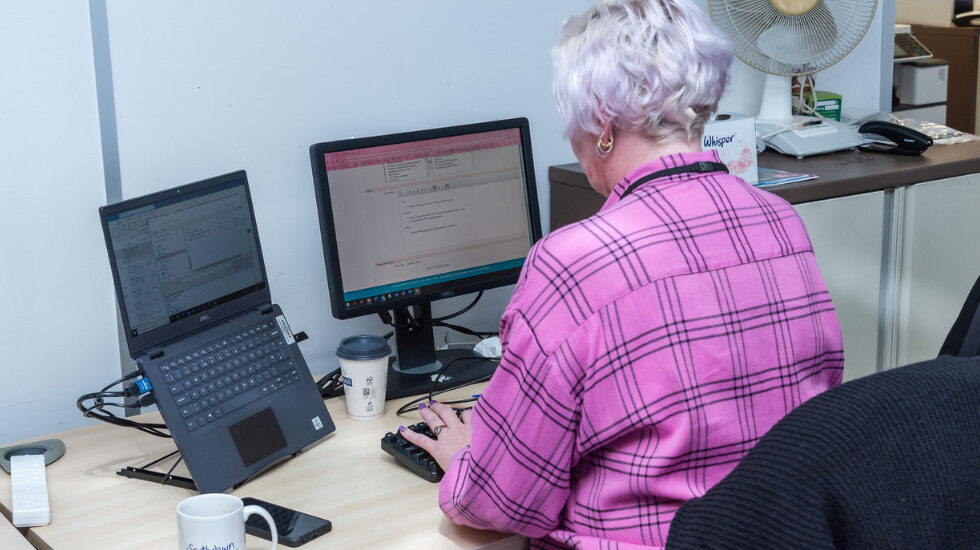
[953,11,980,26]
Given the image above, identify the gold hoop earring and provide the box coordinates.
[596,131,614,158]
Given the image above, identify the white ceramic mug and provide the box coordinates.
[177,493,277,550]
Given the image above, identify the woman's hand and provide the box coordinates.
[400,400,473,472]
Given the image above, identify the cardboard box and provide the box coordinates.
[702,114,758,185]
[802,90,842,122]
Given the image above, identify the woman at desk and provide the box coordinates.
[401,0,843,547]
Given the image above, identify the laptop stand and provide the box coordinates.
[114,332,312,493]
[117,449,197,491]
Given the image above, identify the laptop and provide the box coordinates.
[99,170,335,493]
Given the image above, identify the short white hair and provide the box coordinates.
[552,0,733,142]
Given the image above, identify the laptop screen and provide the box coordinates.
[102,173,268,348]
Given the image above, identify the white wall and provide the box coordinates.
[0,2,119,443]
[103,0,595,382]
[817,1,887,119]
[0,0,889,442]
[896,0,953,26]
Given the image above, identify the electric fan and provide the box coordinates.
[709,0,878,157]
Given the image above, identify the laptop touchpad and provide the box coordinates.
[228,407,288,467]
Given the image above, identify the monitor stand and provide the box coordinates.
[385,304,497,400]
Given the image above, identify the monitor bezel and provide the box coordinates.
[99,170,272,357]
[309,117,542,321]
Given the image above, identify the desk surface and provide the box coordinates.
[0,384,526,550]
[0,514,32,549]
[549,139,980,204]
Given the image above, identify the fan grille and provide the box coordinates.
[709,0,877,76]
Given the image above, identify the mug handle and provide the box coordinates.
[243,504,278,549]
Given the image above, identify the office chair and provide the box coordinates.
[939,273,980,358]
[664,354,980,550]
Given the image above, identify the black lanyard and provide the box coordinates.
[618,161,729,200]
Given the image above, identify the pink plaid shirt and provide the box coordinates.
[439,151,843,549]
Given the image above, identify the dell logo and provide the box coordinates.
[440,290,455,298]
[199,314,210,322]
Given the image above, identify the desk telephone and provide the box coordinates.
[953,11,980,26]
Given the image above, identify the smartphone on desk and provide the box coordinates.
[242,497,332,547]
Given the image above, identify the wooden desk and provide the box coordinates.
[0,514,33,550]
[0,385,526,550]
[549,140,980,229]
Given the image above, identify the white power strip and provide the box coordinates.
[10,454,50,527]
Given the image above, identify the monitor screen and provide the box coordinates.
[310,118,541,398]
[311,118,540,320]
[101,173,268,352]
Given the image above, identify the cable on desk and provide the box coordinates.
[316,368,344,399]
[432,320,498,340]
[433,291,483,323]
[394,355,497,416]
[376,292,497,338]
[76,370,171,438]
[348,293,498,406]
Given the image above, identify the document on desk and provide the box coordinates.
[756,167,818,187]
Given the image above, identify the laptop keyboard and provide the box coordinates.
[159,320,300,432]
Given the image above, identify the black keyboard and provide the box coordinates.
[381,422,444,483]
[159,320,300,432]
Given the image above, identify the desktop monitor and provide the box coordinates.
[310,117,542,399]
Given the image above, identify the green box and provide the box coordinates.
[802,90,842,122]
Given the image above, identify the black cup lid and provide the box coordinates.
[336,334,391,360]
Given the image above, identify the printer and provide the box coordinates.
[893,24,948,125]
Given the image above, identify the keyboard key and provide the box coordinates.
[164,318,298,430]
[381,422,444,483]
[222,387,263,414]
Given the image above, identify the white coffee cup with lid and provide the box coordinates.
[336,335,391,420]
